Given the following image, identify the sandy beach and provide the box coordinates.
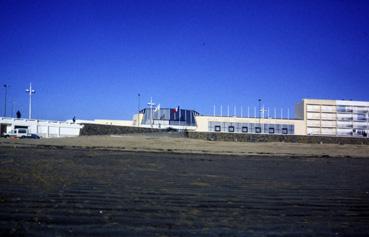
[1,135,369,236]
[0,145,368,236]
[1,134,369,158]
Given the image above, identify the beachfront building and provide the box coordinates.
[195,98,369,137]
[136,108,200,130]
[295,99,369,137]
[194,115,305,135]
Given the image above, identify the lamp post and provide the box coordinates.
[3,84,8,117]
[258,98,261,122]
[25,83,36,119]
[137,93,141,127]
[366,111,369,138]
[147,97,155,127]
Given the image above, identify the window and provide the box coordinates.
[215,125,221,132]
[228,126,234,132]
[255,127,261,133]
[269,128,275,134]
[282,128,288,134]
[242,126,248,133]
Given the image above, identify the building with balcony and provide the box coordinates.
[295,99,369,136]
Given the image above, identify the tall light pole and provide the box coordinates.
[25,83,36,119]
[137,93,141,127]
[3,84,8,117]
[258,98,262,127]
[147,97,155,127]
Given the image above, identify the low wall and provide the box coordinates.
[186,131,369,145]
[80,124,170,136]
[80,124,369,145]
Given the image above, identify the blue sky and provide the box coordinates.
[1,0,369,120]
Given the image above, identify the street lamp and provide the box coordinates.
[258,98,262,121]
[25,83,36,119]
[3,84,8,117]
[147,97,155,127]
[137,93,141,127]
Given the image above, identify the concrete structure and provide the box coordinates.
[196,98,369,137]
[131,99,368,137]
[195,116,305,135]
[296,99,369,137]
[135,108,199,130]
[0,117,82,138]
[2,98,367,139]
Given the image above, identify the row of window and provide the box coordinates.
[214,125,289,134]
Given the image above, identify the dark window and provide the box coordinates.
[228,126,234,132]
[242,126,248,133]
[255,127,261,133]
[215,125,221,132]
[269,128,275,134]
[282,128,288,134]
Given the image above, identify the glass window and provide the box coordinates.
[269,128,275,134]
[215,125,221,132]
[255,127,261,133]
[228,126,234,132]
[282,128,288,134]
[242,126,248,133]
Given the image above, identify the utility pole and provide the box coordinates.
[3,84,8,117]
[25,83,36,119]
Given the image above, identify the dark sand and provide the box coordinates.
[1,146,369,236]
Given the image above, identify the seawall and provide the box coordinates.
[80,124,369,145]
[187,131,369,145]
[80,124,169,136]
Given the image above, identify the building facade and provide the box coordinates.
[194,116,305,135]
[295,99,369,137]
[138,108,200,129]
[194,99,369,137]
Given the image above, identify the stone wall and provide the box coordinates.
[80,124,369,145]
[186,131,369,145]
[80,124,169,136]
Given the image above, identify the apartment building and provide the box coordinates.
[295,99,369,136]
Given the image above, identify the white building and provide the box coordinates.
[194,98,369,137]
[0,117,82,138]
[295,99,369,136]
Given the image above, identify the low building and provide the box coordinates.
[137,108,200,130]
[0,117,82,138]
[195,116,305,135]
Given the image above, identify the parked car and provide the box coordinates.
[4,129,41,139]
[4,128,31,138]
[23,134,41,139]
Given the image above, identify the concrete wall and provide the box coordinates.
[0,117,82,138]
[187,131,369,145]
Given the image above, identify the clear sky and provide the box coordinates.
[1,0,369,120]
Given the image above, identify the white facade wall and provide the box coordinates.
[297,99,369,137]
[0,118,82,138]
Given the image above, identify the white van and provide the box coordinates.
[4,128,31,138]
